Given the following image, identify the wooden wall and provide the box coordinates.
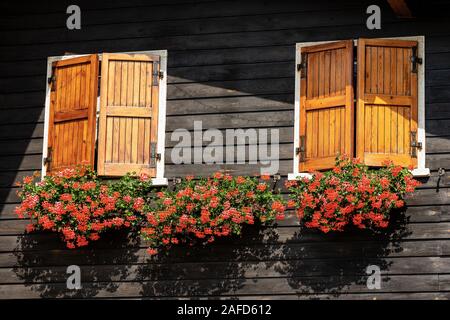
[1,0,450,299]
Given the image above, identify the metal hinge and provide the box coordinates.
[43,147,53,166]
[150,142,161,166]
[297,53,307,78]
[411,46,422,73]
[48,66,56,90]
[410,131,422,158]
[152,61,162,86]
[298,135,306,162]
[98,61,102,93]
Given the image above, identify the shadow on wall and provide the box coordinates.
[13,229,141,298]
[12,211,410,298]
[138,224,281,298]
[278,208,411,297]
[12,225,281,298]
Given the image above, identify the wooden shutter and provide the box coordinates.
[356,39,419,168]
[46,54,98,174]
[97,53,160,177]
[299,40,354,171]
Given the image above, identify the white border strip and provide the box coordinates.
[42,50,169,186]
[289,36,429,180]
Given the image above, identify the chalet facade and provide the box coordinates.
[0,0,449,299]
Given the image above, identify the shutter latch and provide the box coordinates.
[411,47,422,73]
[298,136,306,162]
[150,142,161,166]
[410,131,422,158]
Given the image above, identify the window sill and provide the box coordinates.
[151,178,168,186]
[410,168,430,177]
[288,173,312,180]
[288,167,430,180]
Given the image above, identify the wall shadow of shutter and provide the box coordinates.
[97,53,160,177]
[356,38,418,168]
[46,54,98,174]
[299,40,354,171]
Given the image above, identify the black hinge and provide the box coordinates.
[411,46,422,73]
[43,147,53,166]
[410,131,422,158]
[150,142,161,166]
[298,135,306,162]
[297,53,307,78]
[48,66,56,90]
[98,61,102,93]
[152,61,161,86]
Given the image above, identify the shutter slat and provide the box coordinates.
[46,54,98,174]
[98,53,160,177]
[299,40,354,171]
[356,38,418,168]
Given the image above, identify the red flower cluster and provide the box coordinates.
[287,157,420,233]
[15,167,152,248]
[141,173,285,255]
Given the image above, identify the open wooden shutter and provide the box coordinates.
[97,53,160,177]
[299,40,354,171]
[46,54,98,174]
[356,38,419,168]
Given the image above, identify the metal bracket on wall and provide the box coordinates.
[437,168,446,190]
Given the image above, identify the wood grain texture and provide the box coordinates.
[299,40,353,171]
[46,54,98,174]
[356,38,418,168]
[97,53,160,177]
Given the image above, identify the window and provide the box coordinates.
[42,50,168,185]
[289,36,429,179]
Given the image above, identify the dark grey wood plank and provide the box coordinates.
[0,0,365,31]
[1,257,447,284]
[0,274,441,299]
[3,21,450,61]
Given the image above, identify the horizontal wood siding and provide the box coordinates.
[0,0,450,299]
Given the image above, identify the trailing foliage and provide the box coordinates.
[286,157,421,233]
[15,167,152,248]
[141,173,286,255]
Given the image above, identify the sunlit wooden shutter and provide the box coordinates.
[97,53,160,177]
[46,54,99,174]
[299,40,354,171]
[356,39,419,168]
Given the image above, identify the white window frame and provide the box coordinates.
[42,50,168,186]
[288,36,429,180]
